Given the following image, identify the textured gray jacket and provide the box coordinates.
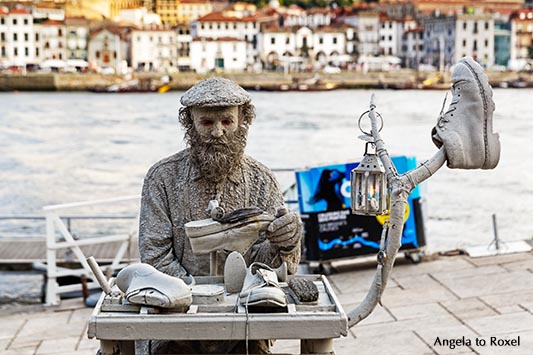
[139,149,301,276]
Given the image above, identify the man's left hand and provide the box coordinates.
[266,211,301,250]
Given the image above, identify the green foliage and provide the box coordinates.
[528,44,533,60]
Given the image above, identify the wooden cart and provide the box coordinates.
[88,275,348,355]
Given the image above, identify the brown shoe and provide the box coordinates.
[432,57,500,169]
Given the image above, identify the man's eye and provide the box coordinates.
[201,120,214,126]
[222,120,233,126]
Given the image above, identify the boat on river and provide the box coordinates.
[89,76,171,93]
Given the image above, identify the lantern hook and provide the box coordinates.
[358,108,384,138]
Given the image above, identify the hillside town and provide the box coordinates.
[0,0,532,74]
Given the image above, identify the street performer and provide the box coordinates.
[138,77,302,354]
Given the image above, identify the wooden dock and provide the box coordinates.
[0,237,140,265]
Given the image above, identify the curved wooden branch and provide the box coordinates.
[346,96,447,328]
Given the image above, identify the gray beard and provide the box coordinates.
[187,126,248,183]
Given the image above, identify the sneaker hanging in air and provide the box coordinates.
[432,56,500,169]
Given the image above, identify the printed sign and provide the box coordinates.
[295,156,425,261]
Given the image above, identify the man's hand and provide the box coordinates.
[266,210,302,251]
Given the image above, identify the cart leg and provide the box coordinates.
[99,340,135,355]
[301,339,334,354]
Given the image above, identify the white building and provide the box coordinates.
[283,7,331,29]
[509,8,533,70]
[88,27,129,74]
[421,13,456,70]
[65,17,90,61]
[401,26,424,69]
[455,14,494,67]
[34,19,67,63]
[176,24,192,71]
[0,8,35,68]
[192,12,270,66]
[32,5,65,21]
[313,26,348,65]
[357,11,380,57]
[189,37,247,73]
[131,28,177,71]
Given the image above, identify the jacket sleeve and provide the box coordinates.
[249,171,302,275]
[138,172,188,277]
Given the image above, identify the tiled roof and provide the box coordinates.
[197,12,260,22]
[180,0,211,4]
[41,19,65,26]
[10,8,31,15]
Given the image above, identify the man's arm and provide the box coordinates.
[138,173,188,277]
[248,170,302,274]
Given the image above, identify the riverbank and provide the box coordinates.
[1,250,532,354]
[1,70,532,92]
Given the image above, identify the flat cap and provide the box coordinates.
[180,78,251,107]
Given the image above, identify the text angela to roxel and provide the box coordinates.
[434,336,520,350]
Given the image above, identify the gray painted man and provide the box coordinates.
[138,77,302,354]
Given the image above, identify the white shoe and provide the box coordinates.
[432,57,500,169]
[116,263,192,308]
[239,262,287,308]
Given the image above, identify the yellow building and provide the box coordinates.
[155,0,179,26]
[177,0,212,24]
[65,0,143,20]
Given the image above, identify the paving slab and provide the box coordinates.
[466,253,533,267]
[391,273,444,290]
[342,302,396,325]
[350,330,434,355]
[379,282,458,307]
[387,302,449,321]
[464,312,533,336]
[430,265,508,281]
[440,297,499,320]
[36,336,79,354]
[437,270,533,298]
[390,257,474,277]
[480,290,533,314]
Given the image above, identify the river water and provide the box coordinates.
[0,89,531,253]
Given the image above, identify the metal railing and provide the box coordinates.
[42,195,139,306]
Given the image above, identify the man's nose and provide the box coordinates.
[211,122,224,138]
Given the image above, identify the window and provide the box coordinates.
[36,47,39,56]
[13,33,17,41]
[0,18,4,25]
[485,21,489,30]
[25,47,28,56]
[1,46,5,57]
[114,51,117,59]
[319,37,323,44]
[14,47,18,56]
[463,22,467,30]
[58,29,62,36]
[286,37,289,45]
[13,18,17,25]
[24,18,28,25]
[463,39,466,47]
[36,33,39,41]
[0,33,4,41]
[388,35,392,41]
[473,40,477,51]
[485,39,488,47]
[389,22,392,29]
[59,53,62,59]
[473,22,478,34]
[333,37,338,44]
[24,33,28,41]
[96,50,100,58]
[271,37,275,45]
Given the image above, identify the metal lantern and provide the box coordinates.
[351,142,388,216]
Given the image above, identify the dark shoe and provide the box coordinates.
[432,57,500,169]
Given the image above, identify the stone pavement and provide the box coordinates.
[1,251,532,355]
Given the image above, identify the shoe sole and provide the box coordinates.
[460,57,500,169]
[185,213,275,238]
